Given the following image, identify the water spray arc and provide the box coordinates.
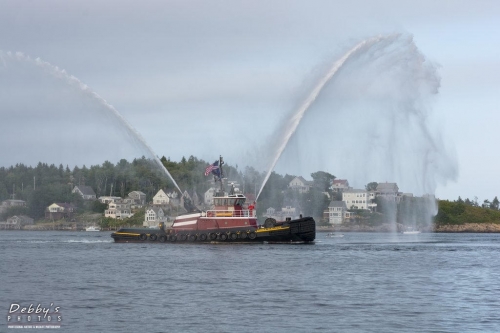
[256,35,396,200]
[3,51,183,195]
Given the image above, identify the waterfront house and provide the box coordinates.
[45,203,76,220]
[143,206,168,228]
[327,201,349,225]
[105,200,133,219]
[0,215,34,230]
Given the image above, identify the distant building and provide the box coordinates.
[289,176,312,193]
[331,179,350,193]
[143,206,168,228]
[45,203,76,220]
[98,196,122,204]
[153,189,170,205]
[343,189,377,211]
[376,182,400,200]
[204,188,216,205]
[327,201,349,225]
[128,191,146,206]
[264,205,300,221]
[105,200,133,219]
[72,186,97,200]
[0,215,34,230]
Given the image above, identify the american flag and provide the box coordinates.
[204,161,219,176]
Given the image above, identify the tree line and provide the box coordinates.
[2,157,499,226]
[0,157,337,222]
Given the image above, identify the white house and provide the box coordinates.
[204,187,216,205]
[143,206,168,228]
[264,205,300,221]
[289,176,312,193]
[153,189,170,205]
[98,196,122,204]
[343,189,377,211]
[327,201,348,225]
[105,200,133,219]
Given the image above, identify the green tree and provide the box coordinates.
[365,182,378,191]
[311,171,336,192]
[492,196,499,210]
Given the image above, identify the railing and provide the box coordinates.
[205,209,256,218]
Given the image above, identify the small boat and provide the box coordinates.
[326,233,344,238]
[86,225,101,232]
[402,227,421,235]
[111,156,315,244]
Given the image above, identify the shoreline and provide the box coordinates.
[2,224,500,233]
[318,222,500,233]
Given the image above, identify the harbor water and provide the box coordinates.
[1,231,499,332]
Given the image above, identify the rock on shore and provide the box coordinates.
[434,223,500,233]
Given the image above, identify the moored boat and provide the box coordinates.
[402,227,421,234]
[111,156,315,244]
[86,225,101,232]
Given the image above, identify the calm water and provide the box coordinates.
[1,231,499,332]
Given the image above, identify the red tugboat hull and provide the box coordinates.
[111,216,315,244]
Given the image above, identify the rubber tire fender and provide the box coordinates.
[199,233,208,241]
[248,231,257,240]
[159,235,167,243]
[209,233,217,241]
[219,233,228,241]
[264,218,276,228]
[139,233,147,241]
[149,234,157,241]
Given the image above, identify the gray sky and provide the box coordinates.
[1,0,499,202]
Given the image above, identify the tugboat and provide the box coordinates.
[111,156,315,244]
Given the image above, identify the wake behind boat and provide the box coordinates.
[111,156,316,244]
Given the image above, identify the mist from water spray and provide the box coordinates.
[255,34,457,229]
[256,35,394,200]
[1,51,182,195]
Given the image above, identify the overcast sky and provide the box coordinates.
[1,0,499,202]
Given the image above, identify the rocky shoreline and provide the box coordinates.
[319,222,500,233]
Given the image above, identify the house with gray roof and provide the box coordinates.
[72,185,97,200]
[376,182,400,201]
[128,191,146,208]
[143,206,168,228]
[289,176,312,193]
[327,201,349,225]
